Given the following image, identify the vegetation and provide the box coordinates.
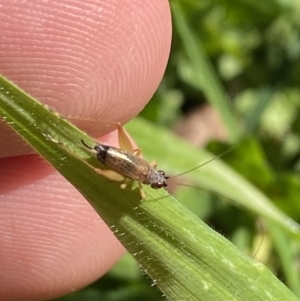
[53,0,300,299]
[1,0,300,300]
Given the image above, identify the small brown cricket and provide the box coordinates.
[81,122,227,200]
[81,123,169,200]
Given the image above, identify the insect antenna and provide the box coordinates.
[81,139,93,150]
[170,147,233,180]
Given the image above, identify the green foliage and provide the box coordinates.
[2,0,300,300]
[116,0,300,299]
[1,78,297,300]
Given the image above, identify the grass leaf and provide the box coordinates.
[1,75,299,301]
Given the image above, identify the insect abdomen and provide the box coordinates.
[93,144,168,188]
[104,148,150,183]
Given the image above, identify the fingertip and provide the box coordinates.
[0,155,125,301]
[0,0,172,157]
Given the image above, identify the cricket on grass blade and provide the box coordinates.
[81,122,230,200]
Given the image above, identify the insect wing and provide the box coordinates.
[105,148,148,183]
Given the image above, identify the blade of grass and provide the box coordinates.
[171,0,240,141]
[0,75,299,301]
[267,222,300,296]
[245,86,276,131]
[126,118,300,296]
[126,118,300,236]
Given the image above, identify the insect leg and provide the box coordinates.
[97,169,125,182]
[149,161,157,168]
[138,182,146,200]
[116,122,136,154]
[133,148,142,156]
[43,133,60,144]
[85,163,138,193]
[120,178,131,189]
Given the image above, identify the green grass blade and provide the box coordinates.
[126,118,300,296]
[245,86,275,131]
[267,222,300,296]
[171,0,240,141]
[126,118,300,237]
[0,75,299,301]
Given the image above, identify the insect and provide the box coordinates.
[81,123,169,200]
[81,122,227,200]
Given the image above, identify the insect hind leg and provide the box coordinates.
[97,169,125,182]
[138,182,146,200]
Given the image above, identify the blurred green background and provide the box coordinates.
[53,0,300,300]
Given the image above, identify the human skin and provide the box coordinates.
[0,1,172,300]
